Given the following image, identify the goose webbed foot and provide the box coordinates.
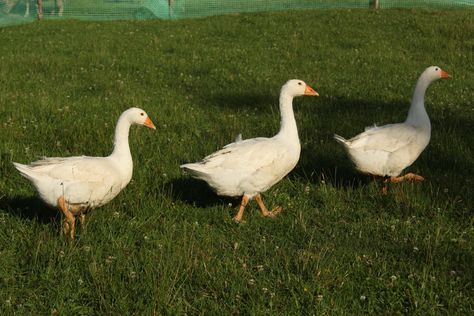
[382,173,425,194]
[387,173,425,183]
[255,193,283,218]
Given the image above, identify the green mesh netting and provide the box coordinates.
[1,0,473,26]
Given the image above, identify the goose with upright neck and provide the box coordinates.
[13,107,156,239]
[334,66,450,192]
[181,79,319,222]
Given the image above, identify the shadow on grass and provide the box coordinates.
[0,195,59,224]
[164,177,239,208]
[293,152,376,190]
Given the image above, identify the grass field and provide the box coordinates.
[0,8,473,314]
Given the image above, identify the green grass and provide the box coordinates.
[0,8,473,314]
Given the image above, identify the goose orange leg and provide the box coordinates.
[57,196,76,239]
[233,195,249,222]
[255,193,282,218]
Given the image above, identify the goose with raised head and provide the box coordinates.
[181,79,319,222]
[13,107,156,239]
[334,66,450,192]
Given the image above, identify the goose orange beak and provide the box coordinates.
[441,70,451,79]
[144,117,156,130]
[305,85,319,96]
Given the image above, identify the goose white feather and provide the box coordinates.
[13,107,156,238]
[335,66,450,180]
[181,79,319,221]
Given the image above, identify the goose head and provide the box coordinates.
[422,66,451,82]
[282,79,319,97]
[123,107,156,129]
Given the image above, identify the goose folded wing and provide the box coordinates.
[35,157,117,183]
[199,137,285,173]
[347,124,419,153]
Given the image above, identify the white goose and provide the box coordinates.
[181,79,319,222]
[13,107,156,239]
[334,66,450,192]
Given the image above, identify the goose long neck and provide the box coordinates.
[111,115,132,160]
[277,92,299,141]
[405,75,431,128]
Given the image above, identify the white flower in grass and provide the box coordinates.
[413,246,419,252]
[316,294,323,301]
[360,295,366,301]
[390,275,397,281]
[248,279,255,285]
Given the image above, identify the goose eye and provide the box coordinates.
[435,67,439,71]
[140,113,144,116]
[298,82,302,86]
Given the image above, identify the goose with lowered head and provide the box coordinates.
[334,66,450,192]
[181,79,319,222]
[13,107,156,239]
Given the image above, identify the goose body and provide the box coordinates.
[181,79,319,221]
[183,134,301,197]
[14,107,156,238]
[335,66,450,185]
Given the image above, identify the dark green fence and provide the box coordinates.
[1,0,473,26]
